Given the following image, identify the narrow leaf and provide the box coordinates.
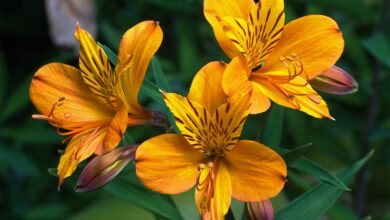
[151,57,170,91]
[273,145,349,190]
[105,178,183,220]
[282,143,312,164]
[275,150,374,220]
[363,32,390,68]
[261,105,284,147]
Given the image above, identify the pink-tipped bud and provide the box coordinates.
[310,66,358,95]
[245,200,274,220]
[75,145,137,193]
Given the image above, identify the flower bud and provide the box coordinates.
[75,145,137,192]
[310,66,358,95]
[245,200,274,220]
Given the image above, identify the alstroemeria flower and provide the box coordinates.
[204,0,344,119]
[136,62,286,219]
[30,21,163,186]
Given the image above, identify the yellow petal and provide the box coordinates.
[261,15,344,79]
[213,92,251,152]
[162,92,211,153]
[75,25,117,108]
[223,57,270,114]
[30,63,113,125]
[252,75,333,119]
[188,61,228,113]
[57,127,107,186]
[225,140,286,201]
[220,0,285,69]
[195,160,232,220]
[204,0,254,58]
[136,134,204,194]
[116,20,163,116]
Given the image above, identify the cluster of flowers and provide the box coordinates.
[30,0,357,219]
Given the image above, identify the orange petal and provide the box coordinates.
[162,92,211,153]
[223,57,271,114]
[136,134,204,194]
[75,25,117,108]
[252,76,333,119]
[57,127,107,187]
[261,15,344,79]
[204,0,254,58]
[225,140,286,201]
[188,61,228,113]
[116,20,163,116]
[101,98,128,154]
[30,63,112,125]
[195,160,232,219]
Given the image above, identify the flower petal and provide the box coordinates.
[75,25,117,108]
[225,140,286,201]
[223,57,271,114]
[195,160,232,219]
[57,127,107,187]
[101,98,128,154]
[204,0,254,58]
[188,61,228,113]
[116,20,163,116]
[162,92,212,153]
[136,134,204,194]
[30,63,112,125]
[220,0,285,69]
[252,75,333,119]
[261,15,344,79]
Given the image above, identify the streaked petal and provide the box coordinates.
[261,15,344,79]
[136,134,204,194]
[310,66,358,95]
[195,160,232,219]
[220,0,284,69]
[188,61,228,113]
[225,140,286,201]
[30,63,112,125]
[116,20,163,116]
[75,25,117,108]
[214,92,251,152]
[204,0,254,58]
[223,57,271,114]
[162,92,212,153]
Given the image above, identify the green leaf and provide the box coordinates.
[0,51,7,109]
[282,143,312,165]
[151,57,170,91]
[0,77,31,122]
[273,145,349,191]
[261,105,284,147]
[105,178,183,220]
[98,42,118,65]
[275,150,374,220]
[363,32,390,68]
[141,79,165,106]
[69,198,154,220]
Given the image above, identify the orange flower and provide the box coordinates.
[204,0,344,119]
[30,21,163,186]
[136,62,286,220]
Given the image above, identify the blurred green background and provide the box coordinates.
[0,0,389,219]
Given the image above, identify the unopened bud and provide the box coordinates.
[245,200,274,220]
[310,66,358,95]
[75,145,137,192]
